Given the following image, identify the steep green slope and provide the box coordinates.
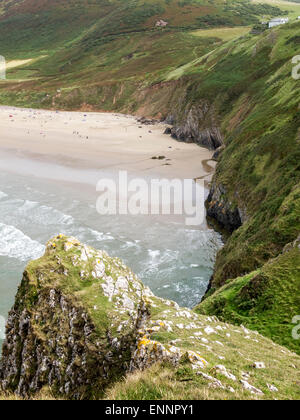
[1,236,300,400]
[182,22,300,352]
[196,237,300,354]
[186,22,300,286]
[0,0,297,110]
[155,21,300,284]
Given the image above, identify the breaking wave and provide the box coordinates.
[0,222,45,261]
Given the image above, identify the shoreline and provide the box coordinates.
[0,106,216,182]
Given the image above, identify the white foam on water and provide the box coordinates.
[0,223,45,261]
[148,249,161,259]
[87,228,115,242]
[0,191,8,200]
[0,195,76,234]
[15,200,75,226]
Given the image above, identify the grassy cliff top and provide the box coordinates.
[1,235,300,400]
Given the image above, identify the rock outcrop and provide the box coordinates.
[164,103,223,150]
[0,235,150,399]
[1,236,300,400]
[170,126,222,150]
[206,182,246,233]
[0,235,208,399]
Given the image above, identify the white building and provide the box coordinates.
[268,18,289,28]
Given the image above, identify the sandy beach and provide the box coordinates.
[0,106,222,319]
[0,106,215,181]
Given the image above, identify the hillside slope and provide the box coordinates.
[0,0,296,112]
[187,22,300,281]
[0,236,299,400]
[176,21,300,352]
[0,0,288,54]
[0,0,299,360]
[196,236,300,354]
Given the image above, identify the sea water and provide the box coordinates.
[0,150,222,350]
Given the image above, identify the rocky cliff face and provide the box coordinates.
[165,102,223,150]
[0,236,150,399]
[1,236,299,400]
[133,79,224,151]
[206,182,247,233]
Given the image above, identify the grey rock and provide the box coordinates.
[206,182,243,232]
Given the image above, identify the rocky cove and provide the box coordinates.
[161,105,243,233]
[0,79,299,399]
[0,102,299,399]
[161,105,244,250]
[0,93,298,400]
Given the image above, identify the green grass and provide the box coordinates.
[0,0,298,111]
[196,245,300,354]
[105,357,300,400]
[2,236,300,400]
[167,22,300,287]
[190,26,252,41]
[251,0,300,19]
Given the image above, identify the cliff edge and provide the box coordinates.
[0,236,299,400]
